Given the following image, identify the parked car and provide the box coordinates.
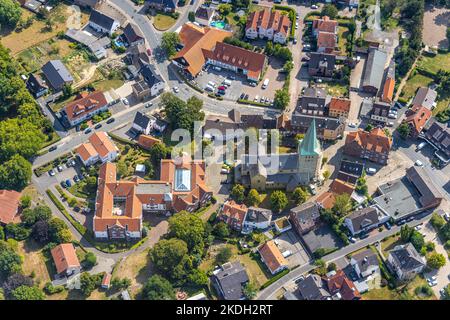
[359,233,369,239]
[444,212,450,222]
[94,123,102,129]
[218,85,226,91]
[121,98,129,105]
[397,220,406,226]
[301,56,310,62]
[217,89,226,95]
[254,95,259,102]
[84,128,92,134]
[65,179,72,188]
[173,86,180,93]
[385,222,392,230]
[227,75,236,80]
[60,181,68,189]
[387,122,394,127]
[73,175,80,183]
[348,122,357,128]
[57,165,63,172]
[239,93,245,99]
[48,169,55,176]
[244,94,249,100]
[213,66,222,72]
[406,216,415,222]
[106,118,115,124]
[415,160,424,167]
[295,22,299,29]
[416,142,427,151]
[49,145,57,152]
[145,102,153,108]
[294,276,305,284]
[309,184,317,195]
[311,4,318,9]
[388,113,397,119]
[349,237,356,243]
[293,37,298,44]
[366,167,377,174]
[220,168,229,174]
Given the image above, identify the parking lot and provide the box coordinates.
[193,57,286,104]
[274,230,311,269]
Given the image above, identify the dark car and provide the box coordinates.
[94,123,102,129]
[359,233,369,239]
[84,128,92,134]
[385,222,392,230]
[73,175,80,183]
[60,181,68,188]
[217,90,226,95]
[396,220,406,226]
[106,118,115,124]
[49,145,57,152]
[65,179,72,188]
[244,94,249,100]
[239,93,245,99]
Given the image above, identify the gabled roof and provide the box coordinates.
[389,243,425,272]
[404,105,431,135]
[309,52,336,70]
[123,22,144,44]
[76,132,118,161]
[64,91,108,122]
[89,9,117,31]
[329,179,355,195]
[147,0,177,9]
[42,60,73,89]
[258,240,288,274]
[140,64,164,87]
[133,111,155,130]
[351,249,379,274]
[312,16,338,33]
[362,48,387,90]
[50,243,80,274]
[290,202,320,232]
[195,6,214,20]
[316,191,336,209]
[381,77,395,103]
[412,87,437,110]
[406,166,443,207]
[298,118,321,156]
[138,134,161,150]
[246,9,291,36]
[329,97,351,113]
[220,200,248,225]
[0,190,21,224]
[173,23,232,76]
[345,128,392,155]
[213,261,249,300]
[345,207,379,233]
[298,274,331,300]
[317,31,337,49]
[245,207,272,223]
[324,270,361,300]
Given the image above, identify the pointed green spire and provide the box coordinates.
[299,118,321,156]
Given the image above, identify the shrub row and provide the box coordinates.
[260,269,290,290]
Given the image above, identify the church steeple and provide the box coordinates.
[298,118,321,156]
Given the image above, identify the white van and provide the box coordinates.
[416,142,426,151]
[366,167,377,174]
[262,78,270,89]
[205,85,214,92]
[223,79,232,87]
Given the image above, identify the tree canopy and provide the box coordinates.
[142,275,175,300]
[0,0,22,29]
[270,191,288,213]
[168,211,206,253]
[161,32,180,57]
[160,93,205,134]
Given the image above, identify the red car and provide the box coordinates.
[218,86,226,91]
[147,48,152,56]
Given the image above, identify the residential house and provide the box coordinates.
[132,64,165,101]
[328,97,351,119]
[388,243,426,280]
[405,166,443,209]
[126,43,150,77]
[296,87,329,116]
[123,22,145,46]
[350,249,379,278]
[344,207,384,236]
[403,105,432,137]
[289,202,321,235]
[212,261,249,300]
[312,16,338,37]
[132,111,156,135]
[102,273,112,289]
[195,6,215,26]
[336,160,364,185]
[172,23,232,77]
[242,207,272,234]
[258,240,289,275]
[245,9,291,44]
[324,270,361,300]
[308,52,336,78]
[297,274,331,300]
[218,200,248,232]
[361,48,388,94]
[64,91,109,126]
[290,113,345,140]
[329,178,355,196]
[370,100,391,124]
[344,128,393,165]
[317,32,337,53]
[65,28,111,60]
[147,0,177,13]
[76,132,119,166]
[88,9,120,36]
[316,191,336,210]
[411,87,437,111]
[138,134,161,151]
[424,120,450,163]
[381,60,395,103]
[50,243,81,278]
[94,154,212,239]
[0,190,21,225]
[42,60,74,91]
[239,119,323,191]
[204,42,268,81]
[26,73,48,98]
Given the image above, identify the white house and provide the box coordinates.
[242,207,272,234]
[51,244,81,279]
[350,249,380,278]
[132,111,156,135]
[344,207,387,236]
[88,9,120,36]
[387,244,426,281]
[132,64,165,101]
[245,9,291,44]
[258,240,289,275]
[195,6,215,27]
[76,132,119,166]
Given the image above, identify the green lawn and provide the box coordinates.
[417,52,450,75]
[380,235,402,257]
[152,14,177,31]
[400,73,434,101]
[363,275,437,300]
[326,81,349,98]
[337,26,350,55]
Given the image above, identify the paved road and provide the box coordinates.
[257,214,433,300]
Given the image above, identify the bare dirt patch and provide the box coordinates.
[423,6,450,50]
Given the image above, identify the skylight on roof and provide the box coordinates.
[174,169,191,191]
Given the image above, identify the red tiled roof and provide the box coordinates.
[220,200,248,226]
[329,97,351,113]
[64,91,108,122]
[382,77,395,103]
[50,243,80,274]
[330,179,355,195]
[0,190,21,224]
[137,134,161,150]
[317,31,337,49]
[258,240,288,274]
[316,191,336,210]
[404,105,432,135]
[325,270,361,300]
[76,132,118,162]
[345,128,392,154]
[246,9,291,36]
[313,16,338,33]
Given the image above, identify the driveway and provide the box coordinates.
[422,221,450,298]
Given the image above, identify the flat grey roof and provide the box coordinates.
[135,183,171,195]
[373,177,422,220]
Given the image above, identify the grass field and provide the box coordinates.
[418,52,450,75]
[326,81,349,98]
[16,240,52,289]
[152,14,177,31]
[380,235,402,257]
[1,5,89,55]
[363,275,437,300]
[337,26,350,55]
[400,73,434,101]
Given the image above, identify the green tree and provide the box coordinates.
[246,189,261,207]
[0,249,22,277]
[400,224,414,242]
[213,222,230,238]
[0,226,4,241]
[0,154,32,191]
[188,11,195,22]
[48,217,72,244]
[83,252,97,269]
[11,285,44,300]
[323,170,331,180]
[79,272,98,296]
[270,191,288,213]
[168,211,205,253]
[22,205,51,226]
[149,238,189,280]
[397,122,411,139]
[160,93,205,134]
[430,212,446,230]
[161,32,180,57]
[243,282,257,300]
[187,269,208,286]
[321,4,338,19]
[0,0,22,28]
[273,89,290,110]
[231,184,245,203]
[332,193,351,216]
[20,195,31,209]
[215,246,233,265]
[142,275,175,300]
[410,231,425,252]
[426,252,446,269]
[217,4,232,15]
[292,187,308,205]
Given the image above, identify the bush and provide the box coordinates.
[43,282,64,295]
[260,269,289,289]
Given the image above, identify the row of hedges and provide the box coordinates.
[108,132,137,146]
[273,4,296,39]
[260,268,290,290]
[415,67,438,80]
